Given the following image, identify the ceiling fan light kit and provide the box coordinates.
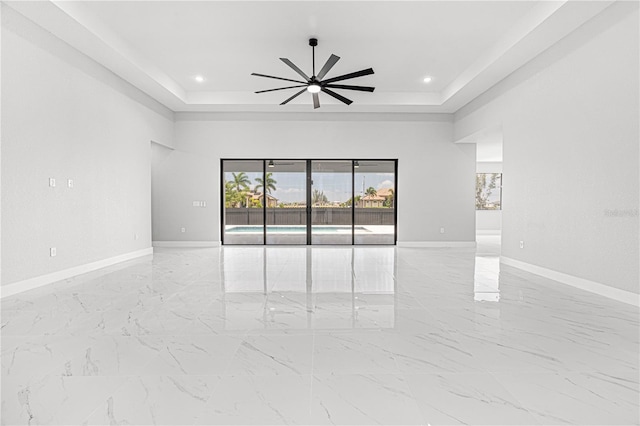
[252,38,375,109]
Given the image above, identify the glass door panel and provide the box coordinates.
[311,160,353,245]
[222,160,264,244]
[354,160,396,244]
[222,159,397,246]
[265,160,308,245]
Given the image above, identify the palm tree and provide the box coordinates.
[312,189,328,205]
[365,187,377,197]
[345,195,362,207]
[254,172,277,194]
[231,172,251,192]
[383,188,394,208]
[225,180,245,208]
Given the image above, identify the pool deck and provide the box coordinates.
[224,225,394,245]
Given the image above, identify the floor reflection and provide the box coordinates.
[474,255,501,302]
[215,244,505,331]
[219,246,397,330]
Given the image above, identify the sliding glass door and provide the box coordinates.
[354,161,396,244]
[265,160,308,245]
[222,160,265,244]
[311,161,353,245]
[221,159,397,245]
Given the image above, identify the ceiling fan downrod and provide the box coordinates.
[310,37,317,77]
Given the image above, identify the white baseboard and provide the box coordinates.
[397,241,477,248]
[501,256,640,307]
[153,241,220,248]
[1,248,154,299]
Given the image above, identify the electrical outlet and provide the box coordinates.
[68,179,74,188]
[49,178,56,187]
[519,241,524,249]
[440,227,445,234]
[181,227,186,233]
[50,247,57,257]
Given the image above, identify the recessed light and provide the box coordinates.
[194,75,205,83]
[423,76,432,83]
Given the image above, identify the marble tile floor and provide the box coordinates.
[1,242,638,425]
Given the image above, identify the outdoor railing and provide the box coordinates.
[225,207,394,226]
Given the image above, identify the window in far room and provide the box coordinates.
[476,173,502,210]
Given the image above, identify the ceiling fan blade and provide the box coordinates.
[255,84,307,94]
[251,73,307,84]
[321,88,353,105]
[316,54,340,80]
[324,84,375,92]
[322,68,374,84]
[312,92,320,109]
[280,58,311,82]
[280,88,307,105]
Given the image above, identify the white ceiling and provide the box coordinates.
[6,0,614,113]
[78,1,534,93]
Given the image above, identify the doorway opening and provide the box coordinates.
[221,159,397,245]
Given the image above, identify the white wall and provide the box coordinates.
[151,143,217,242]
[153,113,476,244]
[476,211,501,233]
[476,161,502,233]
[476,162,503,174]
[1,6,174,286]
[455,2,639,293]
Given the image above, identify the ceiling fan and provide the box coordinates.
[251,38,375,109]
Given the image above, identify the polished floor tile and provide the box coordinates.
[194,374,313,425]
[313,333,399,374]
[2,375,127,425]
[309,373,424,425]
[84,375,219,425]
[492,370,640,425]
[405,372,539,425]
[1,241,639,425]
[226,334,313,376]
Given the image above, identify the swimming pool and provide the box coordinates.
[226,225,369,233]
